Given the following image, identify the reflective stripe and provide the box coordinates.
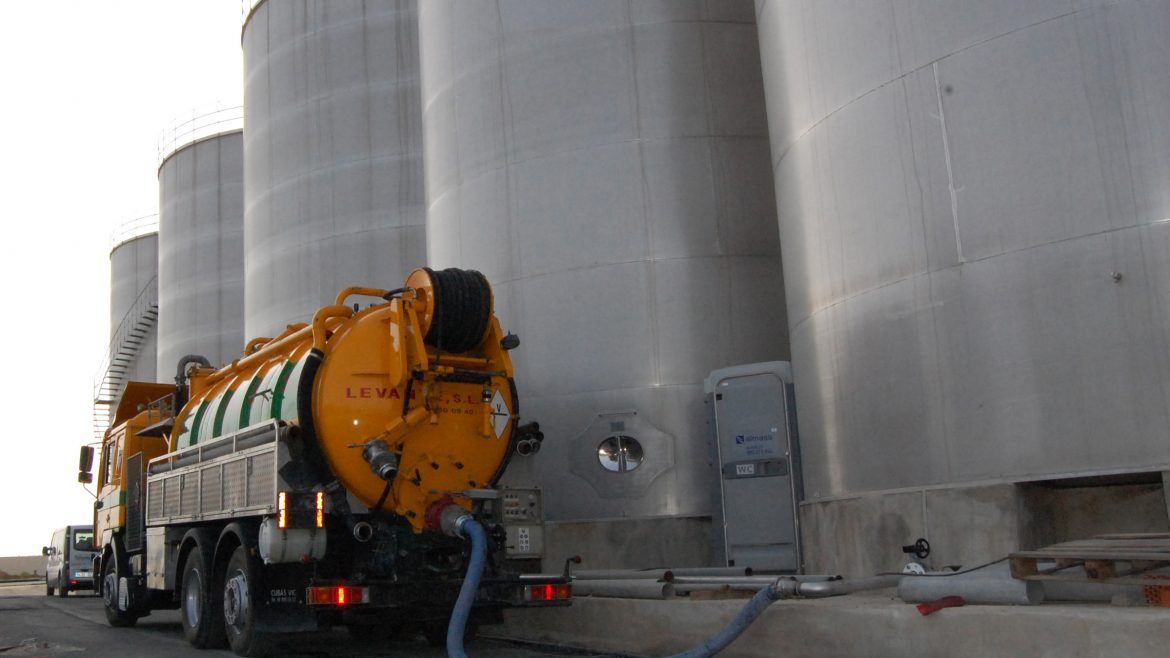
[270,360,297,420]
[189,401,210,446]
[238,372,264,427]
[212,387,236,438]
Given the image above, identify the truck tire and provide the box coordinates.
[57,573,69,598]
[181,550,226,648]
[101,556,139,627]
[45,577,54,596]
[223,546,271,656]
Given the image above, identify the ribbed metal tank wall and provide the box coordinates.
[242,0,426,338]
[419,0,786,556]
[109,234,159,384]
[756,0,1170,501]
[156,130,245,380]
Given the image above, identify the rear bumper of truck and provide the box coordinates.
[300,576,572,612]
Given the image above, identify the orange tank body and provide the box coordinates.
[168,269,518,531]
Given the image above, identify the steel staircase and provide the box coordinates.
[93,277,158,440]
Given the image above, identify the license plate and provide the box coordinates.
[735,463,755,476]
[75,571,92,578]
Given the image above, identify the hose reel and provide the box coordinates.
[419,267,493,353]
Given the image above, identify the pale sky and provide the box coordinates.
[0,1,243,556]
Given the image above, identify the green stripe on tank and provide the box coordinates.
[212,387,235,438]
[189,401,210,446]
[239,373,263,428]
[270,360,298,420]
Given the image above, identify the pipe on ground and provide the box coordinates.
[572,579,676,599]
[897,563,1043,605]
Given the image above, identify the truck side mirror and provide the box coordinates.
[78,445,95,485]
[79,445,95,473]
[42,546,51,557]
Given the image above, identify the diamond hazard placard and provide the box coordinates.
[490,389,511,438]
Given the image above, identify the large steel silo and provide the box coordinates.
[242,0,426,338]
[156,130,245,380]
[420,0,787,568]
[108,231,159,387]
[756,0,1170,573]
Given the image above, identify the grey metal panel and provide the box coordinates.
[156,131,245,379]
[419,0,787,525]
[247,455,274,508]
[147,480,163,522]
[179,473,197,516]
[757,0,1170,501]
[223,460,246,510]
[109,234,158,383]
[707,362,799,571]
[242,0,426,338]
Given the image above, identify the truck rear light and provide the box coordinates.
[307,585,368,606]
[524,583,571,602]
[278,491,288,529]
[315,491,325,528]
[70,580,78,586]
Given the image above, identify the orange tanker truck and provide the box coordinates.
[79,268,566,656]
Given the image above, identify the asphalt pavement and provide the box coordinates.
[0,581,617,658]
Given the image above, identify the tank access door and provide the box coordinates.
[706,362,802,572]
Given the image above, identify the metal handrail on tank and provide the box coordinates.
[147,421,288,475]
[157,105,243,168]
[109,214,158,252]
[240,0,265,24]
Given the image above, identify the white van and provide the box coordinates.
[43,525,96,597]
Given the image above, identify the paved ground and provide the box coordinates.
[0,581,617,658]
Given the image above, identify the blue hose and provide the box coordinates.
[664,582,786,658]
[447,518,488,658]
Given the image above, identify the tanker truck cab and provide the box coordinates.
[86,269,568,656]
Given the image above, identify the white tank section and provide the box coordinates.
[157,130,245,379]
[242,0,426,338]
[419,0,787,540]
[109,233,159,385]
[756,0,1170,501]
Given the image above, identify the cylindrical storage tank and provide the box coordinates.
[420,1,787,568]
[242,0,427,338]
[157,129,245,380]
[756,1,1170,571]
[109,232,159,386]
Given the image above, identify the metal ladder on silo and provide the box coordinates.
[92,277,159,441]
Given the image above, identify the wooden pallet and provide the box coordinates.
[1010,533,1170,583]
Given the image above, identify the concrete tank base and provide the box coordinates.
[800,479,1170,578]
[543,517,713,572]
[492,591,1170,658]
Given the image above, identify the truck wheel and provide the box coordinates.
[101,556,139,627]
[45,577,54,596]
[223,546,271,656]
[181,550,226,648]
[57,572,69,598]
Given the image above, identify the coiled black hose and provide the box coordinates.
[423,268,492,353]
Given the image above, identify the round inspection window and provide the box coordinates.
[597,435,644,473]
